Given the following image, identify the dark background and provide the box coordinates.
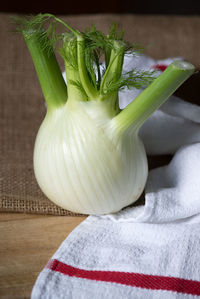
[1,0,200,15]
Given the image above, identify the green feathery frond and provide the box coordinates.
[102,69,157,94]
[14,13,156,100]
[68,79,88,98]
[13,14,61,57]
[60,34,78,70]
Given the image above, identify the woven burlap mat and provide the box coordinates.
[1,13,200,215]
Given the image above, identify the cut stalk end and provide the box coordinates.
[172,60,195,71]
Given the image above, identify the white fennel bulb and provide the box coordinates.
[17,14,195,214]
[34,100,148,214]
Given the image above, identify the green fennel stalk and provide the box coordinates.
[23,30,67,110]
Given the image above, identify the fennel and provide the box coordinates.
[15,14,195,214]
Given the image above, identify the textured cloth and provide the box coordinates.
[1,13,200,215]
[32,55,200,298]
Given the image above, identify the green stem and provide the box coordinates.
[77,35,98,99]
[24,31,67,110]
[100,41,124,97]
[105,47,111,68]
[45,13,79,35]
[65,61,87,102]
[114,60,195,134]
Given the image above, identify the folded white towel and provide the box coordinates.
[31,55,200,298]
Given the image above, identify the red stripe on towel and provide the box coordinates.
[46,259,200,296]
[152,64,168,71]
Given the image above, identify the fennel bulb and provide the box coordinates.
[16,14,195,214]
[34,100,147,214]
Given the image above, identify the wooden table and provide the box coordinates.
[0,213,86,298]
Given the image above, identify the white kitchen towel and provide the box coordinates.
[31,56,200,298]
